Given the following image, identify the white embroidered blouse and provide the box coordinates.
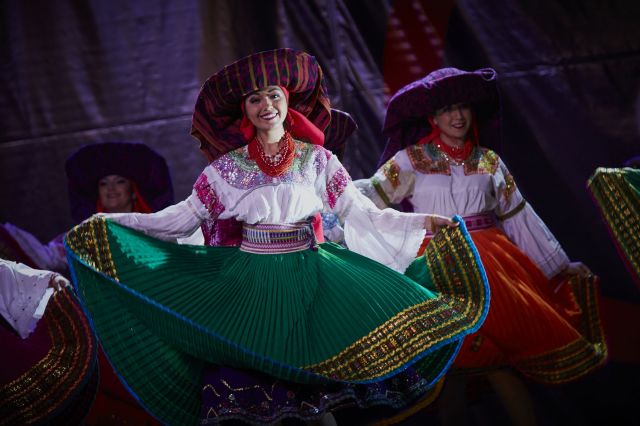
[104,141,431,273]
[355,144,569,278]
[0,259,56,339]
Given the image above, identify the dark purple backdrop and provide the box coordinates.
[1,1,638,294]
[1,1,638,424]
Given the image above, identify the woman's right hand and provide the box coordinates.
[48,273,70,291]
[425,215,458,233]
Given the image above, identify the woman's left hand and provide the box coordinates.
[563,261,592,278]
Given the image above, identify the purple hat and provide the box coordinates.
[379,67,500,166]
[191,48,331,162]
[324,109,357,160]
[65,142,174,222]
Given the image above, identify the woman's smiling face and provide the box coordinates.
[98,174,133,213]
[244,86,288,133]
[433,103,472,144]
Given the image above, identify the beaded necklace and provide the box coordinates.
[434,138,473,165]
[248,131,295,176]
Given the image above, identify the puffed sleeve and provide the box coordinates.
[323,153,430,273]
[103,170,219,241]
[2,223,67,271]
[353,150,416,208]
[494,157,570,278]
[0,259,56,339]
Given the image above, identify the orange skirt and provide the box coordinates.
[420,227,607,384]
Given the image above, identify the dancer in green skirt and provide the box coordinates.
[66,49,490,425]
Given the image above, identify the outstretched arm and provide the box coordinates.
[494,158,571,278]
[323,153,451,272]
[101,192,209,242]
[0,259,65,338]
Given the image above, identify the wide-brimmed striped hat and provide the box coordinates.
[325,108,357,160]
[192,48,332,162]
[379,67,500,166]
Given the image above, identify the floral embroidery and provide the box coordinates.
[313,146,330,176]
[212,141,317,190]
[464,148,499,175]
[326,167,351,209]
[502,173,517,203]
[201,219,220,246]
[407,144,451,175]
[194,174,225,218]
[381,159,402,189]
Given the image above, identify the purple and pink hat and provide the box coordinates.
[379,67,500,165]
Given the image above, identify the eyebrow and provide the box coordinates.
[248,87,280,97]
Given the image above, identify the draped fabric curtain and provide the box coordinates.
[1,0,639,299]
[0,0,206,240]
[0,0,389,241]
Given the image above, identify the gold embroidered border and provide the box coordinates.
[381,159,401,189]
[515,274,607,384]
[588,168,640,280]
[502,174,517,203]
[426,226,486,323]
[464,148,499,176]
[304,298,460,381]
[65,217,119,280]
[0,290,96,424]
[407,145,451,175]
[304,227,488,381]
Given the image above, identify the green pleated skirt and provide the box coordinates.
[66,217,489,424]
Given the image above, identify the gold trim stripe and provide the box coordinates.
[0,290,96,424]
[514,275,607,383]
[303,227,487,381]
[371,177,392,207]
[497,199,527,221]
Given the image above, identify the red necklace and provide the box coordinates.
[248,131,295,176]
[434,138,473,163]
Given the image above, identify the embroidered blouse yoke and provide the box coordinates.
[356,144,569,278]
[105,141,430,273]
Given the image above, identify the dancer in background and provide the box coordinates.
[1,141,173,275]
[1,141,172,425]
[356,67,607,426]
[0,258,97,425]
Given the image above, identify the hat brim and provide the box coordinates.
[324,109,357,159]
[380,68,500,166]
[191,48,331,162]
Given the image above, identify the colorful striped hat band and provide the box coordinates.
[191,48,331,161]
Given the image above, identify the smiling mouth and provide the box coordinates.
[259,111,278,120]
